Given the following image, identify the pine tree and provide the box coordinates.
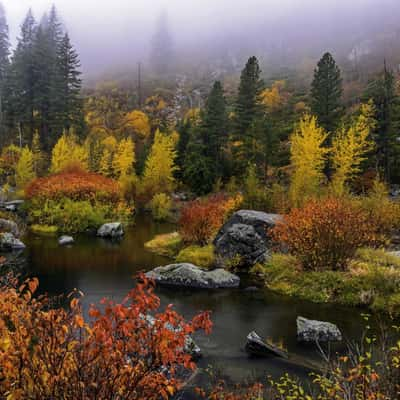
[233,56,264,173]
[54,33,83,140]
[200,81,228,180]
[364,63,400,181]
[310,52,343,133]
[7,9,37,144]
[150,11,173,76]
[15,146,36,189]
[0,1,9,142]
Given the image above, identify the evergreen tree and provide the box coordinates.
[6,9,37,144]
[0,1,9,142]
[364,63,400,181]
[54,33,83,141]
[200,81,228,180]
[310,52,343,133]
[235,56,264,134]
[175,119,191,180]
[233,56,264,173]
[150,11,173,76]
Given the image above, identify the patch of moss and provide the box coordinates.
[144,232,182,257]
[254,250,400,316]
[176,245,215,269]
[30,224,59,236]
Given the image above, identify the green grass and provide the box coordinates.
[30,224,59,236]
[252,249,400,316]
[144,232,182,257]
[176,245,216,269]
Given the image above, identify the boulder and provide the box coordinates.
[0,232,25,251]
[297,316,342,342]
[97,222,124,238]
[0,219,19,237]
[145,263,240,289]
[245,331,288,358]
[214,210,282,268]
[59,235,74,246]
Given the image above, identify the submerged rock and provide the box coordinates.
[59,235,74,246]
[0,218,20,237]
[97,222,124,238]
[214,210,282,269]
[0,232,25,251]
[297,316,342,342]
[245,331,288,358]
[145,314,201,359]
[145,263,240,289]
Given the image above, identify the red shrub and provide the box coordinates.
[271,197,377,271]
[179,194,230,245]
[0,274,212,399]
[26,167,120,203]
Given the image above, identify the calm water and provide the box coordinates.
[23,214,370,386]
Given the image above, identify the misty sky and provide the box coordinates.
[2,0,399,76]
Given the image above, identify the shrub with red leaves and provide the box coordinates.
[271,197,377,271]
[26,167,120,203]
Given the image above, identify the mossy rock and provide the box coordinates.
[144,232,182,257]
[30,224,59,236]
[176,245,216,269]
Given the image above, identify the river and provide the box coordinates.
[22,214,370,389]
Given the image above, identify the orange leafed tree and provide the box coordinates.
[0,274,212,399]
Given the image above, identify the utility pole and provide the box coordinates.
[137,62,142,109]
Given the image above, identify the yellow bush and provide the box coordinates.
[144,232,182,257]
[176,245,215,269]
[148,193,173,221]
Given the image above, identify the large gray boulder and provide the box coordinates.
[297,316,342,342]
[97,222,124,238]
[145,263,240,289]
[0,232,25,251]
[213,210,282,268]
[0,218,19,237]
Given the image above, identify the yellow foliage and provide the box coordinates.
[331,102,375,196]
[141,130,177,197]
[261,80,288,112]
[289,114,329,207]
[15,147,36,190]
[112,137,135,178]
[123,110,151,138]
[50,134,88,173]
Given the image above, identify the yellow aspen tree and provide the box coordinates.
[15,147,36,189]
[141,130,177,197]
[98,136,118,177]
[50,134,88,173]
[331,102,376,196]
[112,137,135,178]
[289,114,329,206]
[123,110,151,139]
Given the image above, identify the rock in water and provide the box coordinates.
[0,232,25,251]
[0,219,20,237]
[297,316,342,342]
[145,263,240,289]
[245,331,288,358]
[214,210,282,269]
[59,235,74,246]
[97,222,124,238]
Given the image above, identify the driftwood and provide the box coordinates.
[245,331,289,359]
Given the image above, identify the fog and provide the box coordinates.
[3,0,400,79]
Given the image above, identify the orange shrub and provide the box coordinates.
[271,197,377,271]
[0,274,212,399]
[26,166,120,203]
[179,194,239,245]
